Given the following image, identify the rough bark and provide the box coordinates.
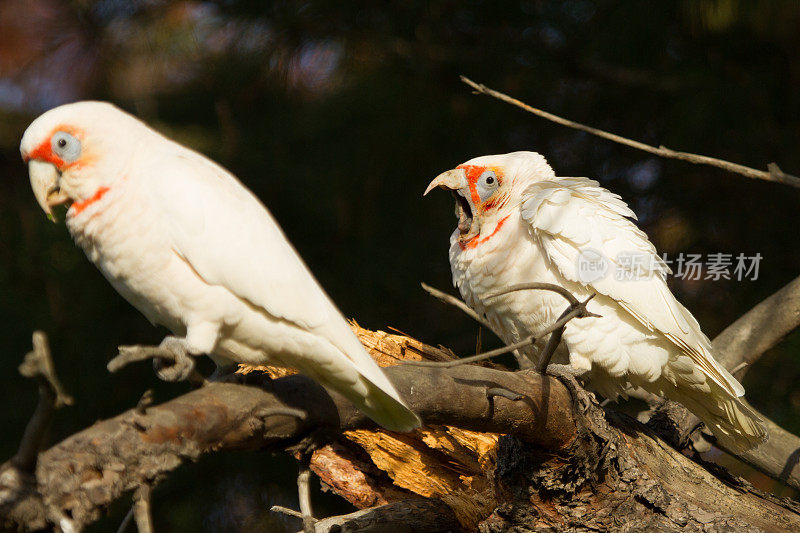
[1,327,799,532]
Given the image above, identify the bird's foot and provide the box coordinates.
[109,337,204,385]
[152,337,199,382]
[545,363,585,380]
[545,364,596,413]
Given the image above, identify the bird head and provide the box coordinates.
[20,101,145,221]
[424,151,556,245]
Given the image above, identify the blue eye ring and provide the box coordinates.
[479,170,498,186]
[51,131,81,162]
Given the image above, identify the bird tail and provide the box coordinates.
[347,377,422,433]
[664,381,767,453]
[294,337,421,433]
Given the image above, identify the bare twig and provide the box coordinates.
[136,390,154,415]
[404,294,597,369]
[11,332,73,474]
[116,507,134,533]
[421,282,493,330]
[310,499,459,533]
[460,76,800,189]
[133,484,153,533]
[537,306,573,371]
[402,335,536,368]
[271,505,304,519]
[297,455,315,533]
[485,282,583,307]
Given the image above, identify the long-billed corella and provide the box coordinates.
[21,101,420,432]
[425,151,765,452]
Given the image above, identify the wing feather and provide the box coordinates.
[140,147,412,409]
[520,177,743,397]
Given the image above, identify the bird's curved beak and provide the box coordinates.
[424,167,480,241]
[28,160,69,222]
[423,168,468,196]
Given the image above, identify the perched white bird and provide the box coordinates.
[425,151,765,451]
[21,101,420,432]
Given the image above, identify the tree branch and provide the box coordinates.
[0,361,575,531]
[11,332,73,474]
[653,274,800,490]
[713,274,800,374]
[421,282,493,330]
[460,76,800,189]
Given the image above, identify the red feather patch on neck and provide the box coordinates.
[69,187,110,216]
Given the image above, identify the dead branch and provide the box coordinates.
[460,76,800,189]
[652,274,800,490]
[0,358,575,531]
[310,499,459,533]
[11,332,73,474]
[421,282,493,330]
[406,293,596,369]
[133,484,153,533]
[713,273,800,374]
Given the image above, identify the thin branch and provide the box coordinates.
[310,499,459,533]
[406,294,597,369]
[536,306,574,371]
[270,505,303,519]
[297,456,315,533]
[421,282,493,330]
[402,335,536,368]
[11,332,73,474]
[485,282,583,307]
[460,76,800,189]
[133,484,153,533]
[116,507,134,533]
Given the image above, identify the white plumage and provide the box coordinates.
[21,101,420,432]
[427,151,765,451]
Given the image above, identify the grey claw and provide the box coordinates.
[153,352,195,382]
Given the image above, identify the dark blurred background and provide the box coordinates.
[1,0,799,530]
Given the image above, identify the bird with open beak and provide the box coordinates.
[20,101,421,432]
[425,151,765,452]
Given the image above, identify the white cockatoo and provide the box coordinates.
[425,151,765,451]
[21,101,420,432]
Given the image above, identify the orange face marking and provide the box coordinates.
[459,214,510,250]
[69,187,110,216]
[23,125,86,170]
[456,164,505,211]
[457,164,485,207]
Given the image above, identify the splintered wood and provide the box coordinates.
[237,324,502,530]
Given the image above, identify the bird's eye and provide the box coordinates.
[476,170,499,202]
[51,131,81,162]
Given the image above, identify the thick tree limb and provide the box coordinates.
[0,361,575,531]
[460,76,800,188]
[653,275,800,490]
[713,274,800,374]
